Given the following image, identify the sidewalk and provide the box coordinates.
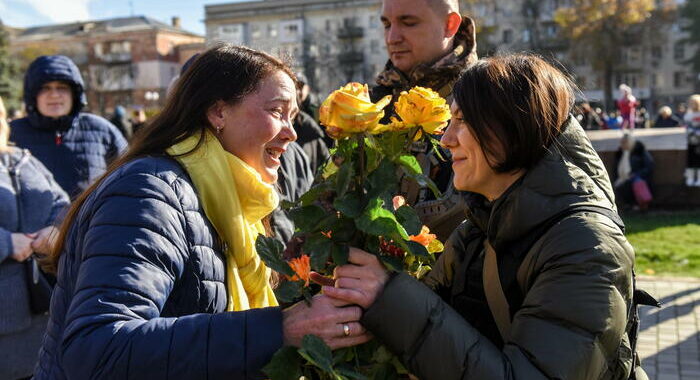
[637,277,700,380]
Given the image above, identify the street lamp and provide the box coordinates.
[144,90,160,106]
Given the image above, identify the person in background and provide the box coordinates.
[10,55,127,199]
[0,96,70,380]
[370,0,478,241]
[653,106,683,128]
[636,107,650,129]
[109,105,133,141]
[292,72,330,174]
[613,133,654,210]
[33,45,369,380]
[130,108,148,135]
[616,84,638,129]
[577,102,604,130]
[605,111,623,129]
[683,94,700,187]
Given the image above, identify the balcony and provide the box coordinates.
[98,52,132,64]
[338,51,364,64]
[337,26,364,40]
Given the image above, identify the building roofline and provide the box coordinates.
[205,0,378,21]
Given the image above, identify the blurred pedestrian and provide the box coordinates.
[130,108,147,135]
[10,55,127,199]
[616,84,638,129]
[292,72,329,173]
[605,111,623,129]
[0,96,69,380]
[109,105,133,141]
[576,102,604,130]
[683,94,700,187]
[636,107,650,128]
[652,106,683,128]
[613,133,654,210]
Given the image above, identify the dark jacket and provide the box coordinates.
[271,142,314,245]
[652,114,682,128]
[362,118,640,380]
[34,156,283,380]
[0,148,69,379]
[293,111,330,174]
[613,141,654,183]
[10,55,127,198]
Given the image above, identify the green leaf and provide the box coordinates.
[380,255,404,272]
[262,346,303,380]
[298,334,334,373]
[300,183,330,206]
[332,243,349,266]
[371,345,394,364]
[394,205,422,235]
[406,173,441,198]
[336,160,354,197]
[274,280,303,303]
[289,205,327,231]
[329,217,357,243]
[367,159,398,199]
[256,234,295,277]
[406,240,430,258]
[305,234,333,270]
[356,198,408,240]
[334,192,363,218]
[280,199,297,210]
[335,366,369,380]
[370,362,398,380]
[395,154,422,175]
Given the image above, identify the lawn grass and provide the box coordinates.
[623,210,700,277]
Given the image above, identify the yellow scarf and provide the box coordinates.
[167,131,279,311]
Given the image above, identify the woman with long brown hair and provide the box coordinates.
[34,45,369,380]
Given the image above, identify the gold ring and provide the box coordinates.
[343,323,350,337]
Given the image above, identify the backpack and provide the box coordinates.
[482,205,660,380]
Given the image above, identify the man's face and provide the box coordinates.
[36,81,73,119]
[381,0,451,74]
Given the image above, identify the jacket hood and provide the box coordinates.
[23,55,87,131]
[466,116,617,252]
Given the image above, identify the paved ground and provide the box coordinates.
[637,277,700,380]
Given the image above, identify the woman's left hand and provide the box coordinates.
[31,226,59,255]
[322,248,389,309]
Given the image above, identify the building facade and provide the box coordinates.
[9,16,204,115]
[205,0,388,97]
[461,0,698,112]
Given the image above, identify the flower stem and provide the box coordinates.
[357,134,366,190]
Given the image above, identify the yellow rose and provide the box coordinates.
[319,83,392,139]
[392,86,451,136]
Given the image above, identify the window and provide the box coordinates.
[674,42,685,61]
[651,46,663,60]
[325,19,331,32]
[370,39,380,54]
[268,24,278,37]
[502,29,513,44]
[545,25,558,37]
[522,29,531,43]
[674,71,685,88]
[251,24,261,39]
[94,43,103,57]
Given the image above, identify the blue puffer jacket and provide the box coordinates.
[34,156,283,380]
[10,55,127,198]
[0,148,69,379]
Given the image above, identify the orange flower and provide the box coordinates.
[287,254,311,286]
[409,226,444,253]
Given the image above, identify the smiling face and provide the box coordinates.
[381,0,454,74]
[441,101,500,195]
[36,81,73,119]
[212,70,299,183]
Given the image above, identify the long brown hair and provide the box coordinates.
[452,54,576,173]
[46,44,295,273]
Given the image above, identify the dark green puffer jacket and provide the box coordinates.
[362,117,643,380]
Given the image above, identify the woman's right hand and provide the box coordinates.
[11,233,36,262]
[282,294,371,350]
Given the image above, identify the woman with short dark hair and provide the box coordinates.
[34,45,369,380]
[325,55,644,379]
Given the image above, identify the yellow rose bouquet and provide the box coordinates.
[257,83,449,380]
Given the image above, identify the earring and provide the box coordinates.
[215,125,223,134]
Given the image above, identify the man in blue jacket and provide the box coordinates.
[10,55,127,199]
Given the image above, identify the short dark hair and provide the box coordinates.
[452,54,576,173]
